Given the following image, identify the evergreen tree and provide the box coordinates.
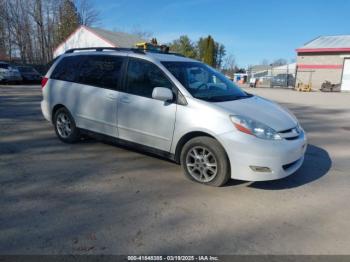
[169,35,197,58]
[197,37,206,61]
[197,35,225,68]
[215,43,226,68]
[170,35,226,69]
[203,35,215,67]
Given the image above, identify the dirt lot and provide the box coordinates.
[1,85,350,255]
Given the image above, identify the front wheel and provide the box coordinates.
[180,136,230,187]
[53,107,80,143]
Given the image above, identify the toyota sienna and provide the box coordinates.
[41,47,307,186]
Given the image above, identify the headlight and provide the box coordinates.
[230,115,282,140]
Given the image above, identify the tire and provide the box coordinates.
[53,107,80,143]
[180,136,230,187]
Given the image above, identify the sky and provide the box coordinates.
[91,0,350,67]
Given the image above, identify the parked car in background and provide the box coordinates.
[17,66,42,84]
[272,74,295,87]
[0,62,22,83]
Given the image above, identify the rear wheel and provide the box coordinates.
[180,136,230,187]
[53,107,80,143]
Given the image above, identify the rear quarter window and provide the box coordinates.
[78,55,124,90]
[51,56,81,82]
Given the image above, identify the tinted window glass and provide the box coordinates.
[18,66,36,73]
[0,63,9,69]
[78,55,124,89]
[126,59,173,98]
[51,56,81,82]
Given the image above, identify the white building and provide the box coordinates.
[53,25,145,58]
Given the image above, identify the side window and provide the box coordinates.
[78,55,124,89]
[0,63,9,69]
[126,59,173,98]
[51,56,81,82]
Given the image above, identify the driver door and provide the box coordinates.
[117,58,177,151]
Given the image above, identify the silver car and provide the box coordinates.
[0,62,22,83]
[41,48,307,186]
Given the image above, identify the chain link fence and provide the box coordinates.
[247,65,296,88]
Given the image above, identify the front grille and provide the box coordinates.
[279,128,293,133]
[285,135,300,141]
[278,126,301,140]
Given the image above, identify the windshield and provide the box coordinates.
[162,61,251,102]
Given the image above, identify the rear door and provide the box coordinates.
[117,58,177,151]
[74,55,125,137]
[50,54,125,137]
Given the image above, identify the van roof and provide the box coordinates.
[63,47,198,63]
[146,52,196,62]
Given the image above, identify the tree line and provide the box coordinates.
[0,0,245,74]
[169,35,226,69]
[168,35,246,76]
[0,0,99,64]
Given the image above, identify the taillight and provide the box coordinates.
[41,77,48,89]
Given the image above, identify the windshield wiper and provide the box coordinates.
[203,95,252,102]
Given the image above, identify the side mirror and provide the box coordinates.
[152,87,173,102]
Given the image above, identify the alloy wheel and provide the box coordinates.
[185,146,218,183]
[56,112,72,138]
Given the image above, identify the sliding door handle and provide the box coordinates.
[106,93,118,100]
[120,96,131,104]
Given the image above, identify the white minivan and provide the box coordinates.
[41,47,307,186]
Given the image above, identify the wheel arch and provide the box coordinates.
[174,131,217,163]
[52,104,67,121]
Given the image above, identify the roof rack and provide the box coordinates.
[64,47,185,57]
[64,47,145,54]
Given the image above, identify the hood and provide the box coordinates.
[214,96,297,131]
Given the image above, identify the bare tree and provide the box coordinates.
[261,59,269,65]
[75,0,100,26]
[222,54,237,77]
[4,0,29,62]
[0,0,7,59]
[29,0,47,63]
[130,25,152,40]
[1,0,14,60]
[0,0,100,64]
[271,58,288,66]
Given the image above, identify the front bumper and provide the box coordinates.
[218,130,307,181]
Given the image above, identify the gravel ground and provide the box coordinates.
[1,85,350,255]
